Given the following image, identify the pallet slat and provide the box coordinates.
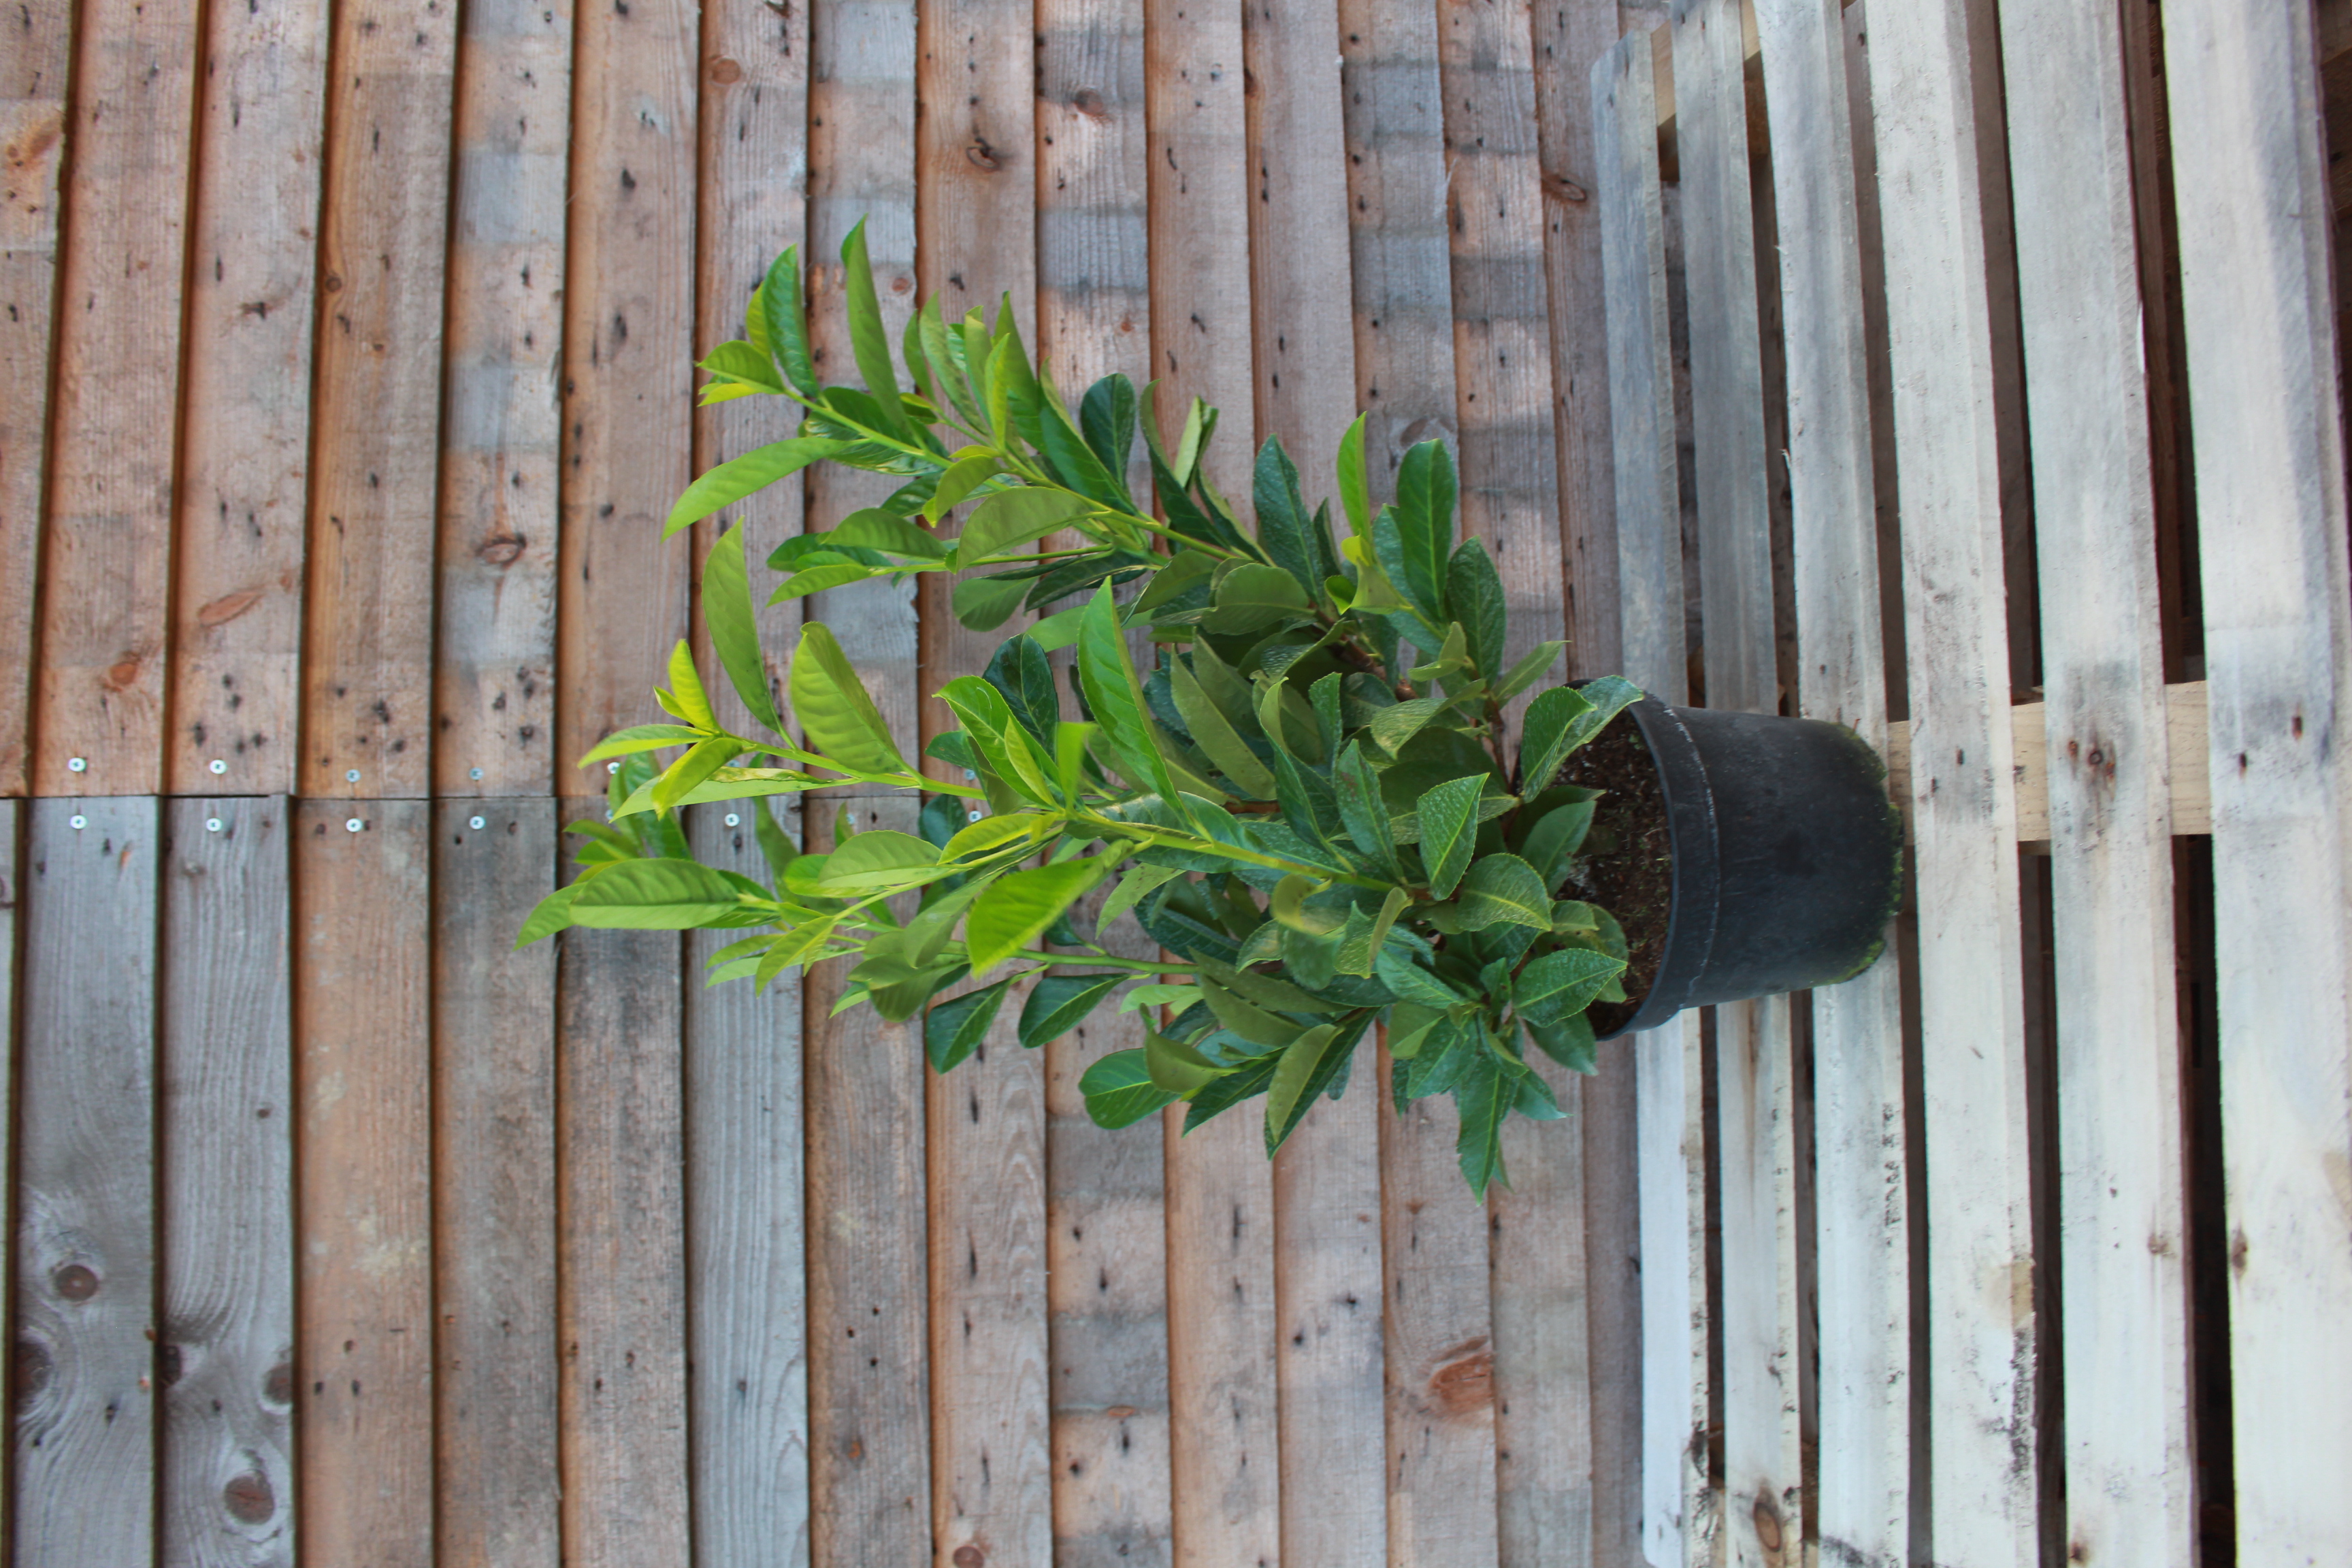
[0,802,14,1553]
[2163,1,2352,1557]
[15,799,159,1564]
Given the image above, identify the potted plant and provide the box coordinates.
[521,223,1900,1196]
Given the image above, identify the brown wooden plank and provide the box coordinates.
[299,1,457,800]
[167,0,329,798]
[913,4,1052,1562]
[14,798,158,1563]
[0,800,14,1554]
[31,0,200,797]
[434,0,574,796]
[0,0,71,795]
[1145,1,1284,1559]
[555,801,689,1565]
[684,804,811,1565]
[433,799,560,1567]
[294,798,433,1567]
[160,798,295,1566]
[804,795,932,1563]
[1036,0,1153,411]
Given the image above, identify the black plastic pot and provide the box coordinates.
[1595,698,1902,1040]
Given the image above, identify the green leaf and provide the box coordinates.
[704,527,785,732]
[581,723,709,764]
[1340,885,1410,976]
[1520,798,1597,888]
[1416,774,1486,898]
[767,563,881,604]
[646,738,738,813]
[831,508,951,558]
[1198,972,1304,1048]
[1100,863,1185,930]
[1521,677,1644,789]
[1171,658,1277,798]
[754,913,845,990]
[1445,538,1507,678]
[1079,374,1140,500]
[1375,439,1456,620]
[751,798,800,881]
[1453,854,1554,932]
[1332,741,1399,870]
[700,339,785,393]
[1494,640,1567,701]
[983,635,1061,744]
[923,453,1002,523]
[956,486,1090,565]
[840,218,908,434]
[790,621,909,777]
[1076,584,1182,807]
[939,811,1053,862]
[1455,1056,1513,1198]
[662,639,718,730]
[1019,973,1126,1049]
[1081,1049,1180,1128]
[1146,1030,1228,1096]
[811,829,940,892]
[1527,1011,1599,1073]
[936,675,1059,804]
[666,436,847,536]
[1120,982,1200,1014]
[1369,697,1448,755]
[926,978,1014,1071]
[1514,947,1627,1024]
[1252,437,1337,602]
[951,573,1032,632]
[1375,947,1465,1007]
[568,858,774,929]
[1203,562,1316,635]
[516,882,587,946]
[1265,1015,1371,1154]
[1335,412,1371,539]
[966,857,1113,975]
[759,245,819,395]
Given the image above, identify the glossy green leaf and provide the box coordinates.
[1079,374,1140,500]
[753,913,845,990]
[1375,439,1455,620]
[1416,774,1486,898]
[790,621,909,777]
[766,563,880,604]
[1335,412,1371,539]
[1332,741,1399,870]
[758,245,819,395]
[567,858,774,929]
[1520,798,1597,888]
[1080,1049,1181,1128]
[1019,973,1126,1049]
[1170,658,1276,798]
[662,639,717,730]
[1146,1030,1227,1096]
[1514,947,1627,1024]
[927,978,1014,1072]
[966,857,1112,975]
[1455,1056,1513,1198]
[751,798,800,881]
[830,508,950,559]
[811,829,939,892]
[1521,676,1644,788]
[1095,865,1180,938]
[1386,1000,1448,1059]
[1198,972,1303,1048]
[936,676,1058,804]
[1527,1011,1599,1073]
[924,453,1002,523]
[703,527,784,732]
[1494,639,1567,701]
[1453,854,1554,932]
[647,738,737,813]
[1368,696,1447,755]
[666,436,846,536]
[1252,437,1336,602]
[1075,583,1182,807]
[1267,1015,1370,1155]
[580,724,708,764]
[1444,538,1507,677]
[700,340,783,393]
[951,573,1032,632]
[1203,562,1315,635]
[956,486,1090,565]
[839,218,908,434]
[515,883,587,946]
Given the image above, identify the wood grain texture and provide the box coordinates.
[294,798,434,1568]
[553,0,698,772]
[168,0,328,798]
[1864,4,2038,1560]
[555,805,689,1566]
[161,798,295,1567]
[0,0,71,794]
[1669,6,1798,1566]
[2162,1,2352,1558]
[685,804,811,1567]
[14,798,158,1565]
[434,0,574,796]
[31,0,199,796]
[804,795,932,1563]
[433,800,560,1567]
[0,800,12,1554]
[1750,1,1907,1561]
[1146,2,1283,1561]
[300,0,457,800]
[1036,0,1154,406]
[1999,2,2191,1561]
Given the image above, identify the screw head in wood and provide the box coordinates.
[725,813,740,827]
[66,757,85,772]
[206,819,223,833]
[67,815,85,830]
[608,761,621,773]
[344,768,361,783]
[470,766,483,780]
[468,815,485,831]
[208,759,227,775]
[344,818,363,833]
[968,809,984,822]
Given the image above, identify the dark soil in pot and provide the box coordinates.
[1555,717,1673,1038]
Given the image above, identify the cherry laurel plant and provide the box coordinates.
[521,221,1646,1197]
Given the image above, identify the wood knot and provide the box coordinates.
[104,653,144,691]
[15,1338,52,1405]
[476,533,527,566]
[52,1262,99,1301]
[197,587,265,627]
[952,1547,985,1567]
[1541,171,1590,203]
[709,55,742,83]
[263,1361,295,1406]
[966,138,1002,172]
[1425,1339,1493,1417]
[1071,88,1109,119]
[223,1470,276,1525]
[1752,1490,1784,1554]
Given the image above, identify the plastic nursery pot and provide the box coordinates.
[1586,697,1903,1040]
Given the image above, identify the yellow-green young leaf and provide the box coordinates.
[939,812,1054,862]
[1264,1024,1343,1153]
[756,915,843,992]
[789,621,909,777]
[1118,982,1200,1015]
[839,218,909,433]
[830,508,950,559]
[1146,1030,1228,1097]
[1453,854,1554,932]
[649,738,738,813]
[703,527,784,732]
[1100,863,1184,931]
[699,339,783,391]
[964,857,1112,975]
[515,883,587,947]
[1416,774,1487,898]
[918,299,983,430]
[666,435,847,536]
[666,640,719,730]
[758,244,819,395]
[1335,411,1371,538]
[568,858,774,930]
[955,486,1090,565]
[580,724,707,764]
[1171,657,1277,798]
[935,676,1059,804]
[767,564,881,605]
[1233,919,1284,968]
[923,453,1002,523]
[810,830,938,892]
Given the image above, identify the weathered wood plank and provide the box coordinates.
[1863,4,2038,1559]
[15,798,158,1564]
[434,0,573,796]
[552,0,697,772]
[1037,0,1153,394]
[433,800,560,1567]
[300,0,457,800]
[685,804,811,1567]
[804,795,932,1563]
[1750,1,1908,1561]
[2000,1,2191,1561]
[555,804,689,1565]
[294,798,434,1567]
[168,0,327,798]
[1145,2,1284,1560]
[2162,1,2352,1558]
[0,800,13,1552]
[0,0,69,794]
[31,0,199,796]
[161,798,295,1567]
[1669,5,1799,1566]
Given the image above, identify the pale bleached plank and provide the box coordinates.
[168,0,327,797]
[300,1,457,799]
[1750,1,1907,1561]
[15,798,158,1565]
[2163,1,2352,1557]
[1669,4,1799,1562]
[0,0,69,794]
[433,800,560,1567]
[434,0,573,796]
[1863,4,2038,1560]
[685,804,811,1567]
[1999,1,2191,1561]
[161,798,295,1567]
[32,0,199,796]
[295,799,434,1567]
[0,800,14,1555]
[1145,0,1284,1558]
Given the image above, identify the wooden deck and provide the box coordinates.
[2,0,2349,1562]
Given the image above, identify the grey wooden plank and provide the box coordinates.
[1750,1,1909,1561]
[2163,0,2352,1557]
[684,802,810,1568]
[556,800,690,1564]
[161,798,295,1566]
[433,799,560,1565]
[15,796,160,1565]
[0,798,18,1561]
